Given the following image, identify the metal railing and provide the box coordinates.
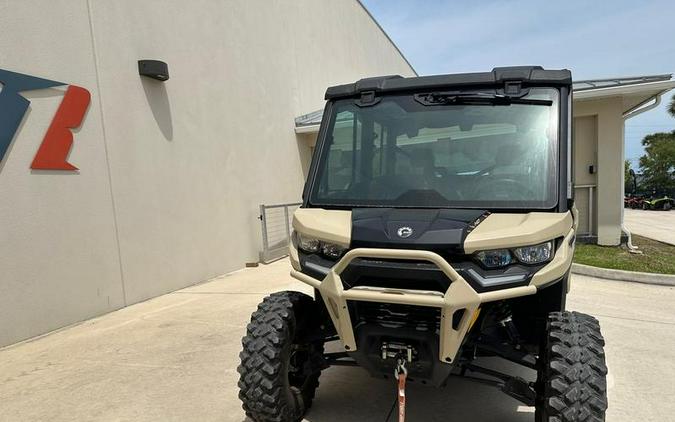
[259,202,301,263]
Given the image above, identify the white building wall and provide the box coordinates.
[0,0,415,347]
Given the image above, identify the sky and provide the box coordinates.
[361,0,675,167]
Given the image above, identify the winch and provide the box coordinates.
[381,341,415,363]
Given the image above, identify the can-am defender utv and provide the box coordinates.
[238,67,608,421]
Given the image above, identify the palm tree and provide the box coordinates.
[669,94,675,118]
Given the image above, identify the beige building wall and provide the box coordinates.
[0,0,415,347]
[573,99,625,246]
[0,0,126,349]
[572,115,598,235]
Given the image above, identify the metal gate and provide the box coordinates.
[574,184,596,237]
[259,202,301,263]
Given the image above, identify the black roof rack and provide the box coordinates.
[325,66,572,100]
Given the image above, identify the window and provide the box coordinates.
[311,89,560,209]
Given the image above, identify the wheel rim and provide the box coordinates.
[290,343,319,390]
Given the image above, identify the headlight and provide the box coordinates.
[475,249,512,268]
[513,241,553,264]
[293,231,347,259]
[474,241,554,268]
[322,242,347,259]
[296,232,320,253]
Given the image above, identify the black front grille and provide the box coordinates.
[351,301,441,332]
[341,258,452,293]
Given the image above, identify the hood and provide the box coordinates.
[350,208,488,253]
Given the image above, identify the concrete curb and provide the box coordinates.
[572,263,675,286]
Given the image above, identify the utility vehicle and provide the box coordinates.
[642,195,673,211]
[238,67,608,421]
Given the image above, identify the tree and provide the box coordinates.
[624,160,635,194]
[669,94,675,118]
[638,130,675,194]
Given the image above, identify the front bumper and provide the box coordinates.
[292,248,542,364]
[290,228,576,364]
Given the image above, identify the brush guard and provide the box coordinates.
[291,248,536,364]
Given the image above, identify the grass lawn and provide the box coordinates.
[574,234,675,275]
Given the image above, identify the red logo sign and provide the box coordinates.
[0,69,91,171]
[31,85,91,170]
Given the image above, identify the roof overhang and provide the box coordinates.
[294,109,323,134]
[295,125,320,134]
[573,78,675,116]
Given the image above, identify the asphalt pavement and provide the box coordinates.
[624,208,675,245]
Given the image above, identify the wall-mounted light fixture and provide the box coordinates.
[138,60,169,81]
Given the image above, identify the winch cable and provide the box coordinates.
[385,357,408,422]
[397,359,407,422]
[384,396,396,422]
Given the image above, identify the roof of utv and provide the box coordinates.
[325,66,572,100]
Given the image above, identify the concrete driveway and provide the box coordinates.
[624,208,675,245]
[1,260,674,422]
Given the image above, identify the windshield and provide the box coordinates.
[309,88,560,209]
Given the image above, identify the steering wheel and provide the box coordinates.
[474,178,533,201]
[344,147,415,195]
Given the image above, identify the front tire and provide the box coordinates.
[536,311,608,421]
[238,291,324,422]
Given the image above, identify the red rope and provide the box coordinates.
[397,372,406,422]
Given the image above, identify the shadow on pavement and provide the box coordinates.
[304,357,535,422]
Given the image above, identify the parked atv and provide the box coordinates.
[238,67,608,421]
[632,196,646,209]
[624,195,645,209]
[642,195,673,211]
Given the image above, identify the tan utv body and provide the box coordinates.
[290,209,576,364]
[238,67,608,422]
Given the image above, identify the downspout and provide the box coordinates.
[620,92,665,253]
